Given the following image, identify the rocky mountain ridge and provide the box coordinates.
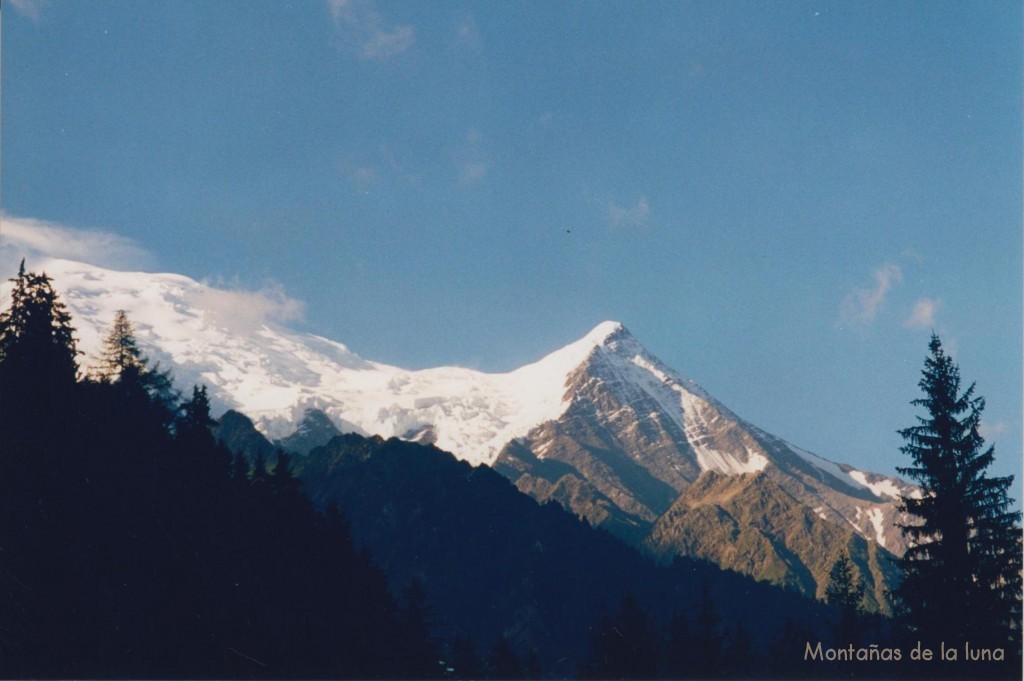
[4,256,918,604]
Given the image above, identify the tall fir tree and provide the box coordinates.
[824,551,866,645]
[178,385,217,442]
[91,309,144,382]
[690,583,723,678]
[580,593,658,680]
[0,262,79,425]
[893,335,1022,650]
[92,309,176,406]
[487,635,522,680]
[0,262,81,674]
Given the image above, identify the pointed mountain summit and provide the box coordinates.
[5,257,914,604]
[276,408,343,456]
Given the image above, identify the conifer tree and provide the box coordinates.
[0,262,79,409]
[397,577,440,678]
[230,450,251,484]
[92,310,175,404]
[447,635,481,680]
[487,635,522,680]
[523,648,542,680]
[690,583,723,678]
[178,385,217,440]
[270,449,303,503]
[581,593,657,680]
[894,335,1022,649]
[824,551,866,644]
[722,620,759,678]
[663,610,692,679]
[91,309,144,382]
[0,262,81,674]
[251,450,269,487]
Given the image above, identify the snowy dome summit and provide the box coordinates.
[2,256,915,554]
[0,256,667,466]
[0,256,767,472]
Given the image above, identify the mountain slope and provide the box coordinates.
[6,256,916,600]
[8,257,613,466]
[295,432,832,676]
[643,470,899,610]
[491,324,915,552]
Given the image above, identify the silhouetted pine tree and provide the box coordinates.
[0,261,78,432]
[824,551,866,645]
[523,648,542,680]
[894,335,1022,651]
[398,578,442,678]
[581,593,658,680]
[231,449,251,484]
[270,449,302,501]
[690,584,723,678]
[768,618,817,679]
[90,309,178,439]
[178,386,231,481]
[722,620,759,678]
[663,610,692,679]
[487,635,523,679]
[0,281,431,679]
[0,263,80,675]
[251,450,269,489]
[447,635,482,679]
[90,308,143,381]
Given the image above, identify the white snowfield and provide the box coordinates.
[1,258,901,494]
[6,260,705,466]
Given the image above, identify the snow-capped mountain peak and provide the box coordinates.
[2,256,914,559]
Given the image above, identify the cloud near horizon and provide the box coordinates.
[328,0,414,59]
[1,215,157,272]
[838,263,902,328]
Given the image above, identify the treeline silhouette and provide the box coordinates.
[1,265,1019,680]
[0,267,433,678]
[290,424,842,677]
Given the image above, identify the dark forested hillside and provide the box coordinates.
[4,269,1018,679]
[0,270,434,679]
[297,433,835,678]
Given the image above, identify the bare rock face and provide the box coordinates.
[39,254,915,613]
[644,470,899,612]
[493,324,913,611]
[275,408,343,455]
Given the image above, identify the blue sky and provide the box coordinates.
[3,1,1021,484]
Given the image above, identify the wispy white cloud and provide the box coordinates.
[460,162,488,185]
[0,215,306,338]
[192,280,305,334]
[979,420,1008,442]
[455,13,482,51]
[1,215,157,271]
[456,129,489,186]
[9,0,50,22]
[608,197,651,228]
[838,263,902,327]
[328,0,414,59]
[904,298,939,329]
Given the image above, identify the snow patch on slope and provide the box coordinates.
[848,470,902,500]
[593,344,768,475]
[867,507,887,548]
